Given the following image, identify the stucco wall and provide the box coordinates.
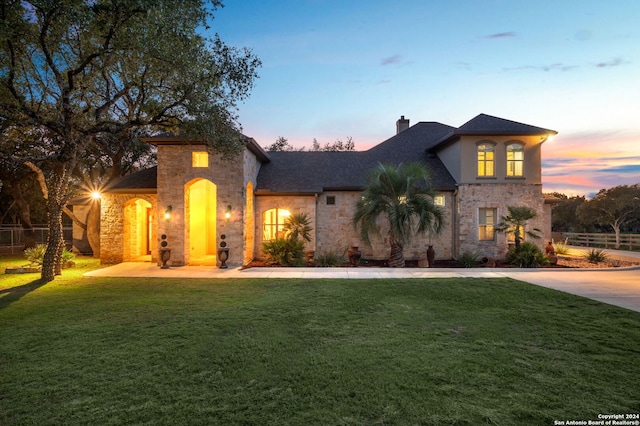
[440,135,544,185]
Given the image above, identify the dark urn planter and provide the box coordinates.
[160,248,171,269]
[218,234,229,269]
[159,234,170,269]
[426,245,435,268]
[348,246,361,267]
[306,251,315,266]
[217,248,229,269]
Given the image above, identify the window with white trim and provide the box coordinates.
[477,143,495,177]
[506,143,524,177]
[478,208,496,241]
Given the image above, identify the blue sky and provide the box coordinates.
[210,0,640,197]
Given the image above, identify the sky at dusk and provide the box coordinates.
[210,0,640,197]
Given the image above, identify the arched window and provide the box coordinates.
[477,143,495,177]
[506,143,524,177]
[263,208,291,240]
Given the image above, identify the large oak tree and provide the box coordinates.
[1,0,260,281]
[577,184,640,249]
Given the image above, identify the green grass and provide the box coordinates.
[1,257,639,425]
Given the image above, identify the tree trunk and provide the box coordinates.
[41,205,64,281]
[388,234,405,268]
[87,200,101,257]
[613,224,621,249]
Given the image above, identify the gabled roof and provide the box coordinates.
[432,113,557,149]
[255,122,459,194]
[106,166,157,194]
[142,133,271,163]
[108,114,554,195]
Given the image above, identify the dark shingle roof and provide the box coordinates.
[106,166,157,193]
[108,114,554,195]
[255,122,458,194]
[432,113,557,149]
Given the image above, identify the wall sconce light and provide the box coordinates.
[91,191,101,200]
[225,205,232,221]
[164,205,172,220]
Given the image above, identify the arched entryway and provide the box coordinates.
[186,178,217,265]
[123,198,153,261]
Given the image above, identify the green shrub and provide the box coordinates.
[262,238,305,266]
[458,251,480,268]
[582,248,608,263]
[283,213,313,242]
[553,241,570,255]
[506,242,548,268]
[24,244,46,266]
[24,244,76,267]
[314,250,344,267]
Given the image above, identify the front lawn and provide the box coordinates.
[1,262,639,425]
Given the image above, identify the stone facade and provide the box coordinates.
[99,114,556,267]
[314,191,454,261]
[456,183,546,259]
[100,194,157,264]
[155,144,249,267]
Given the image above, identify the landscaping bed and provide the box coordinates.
[248,255,639,269]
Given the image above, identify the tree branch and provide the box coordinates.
[23,161,48,200]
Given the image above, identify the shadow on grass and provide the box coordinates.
[0,279,47,310]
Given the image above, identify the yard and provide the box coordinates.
[1,256,639,425]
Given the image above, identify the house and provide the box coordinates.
[97,113,557,267]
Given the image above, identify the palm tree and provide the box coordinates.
[283,212,313,242]
[352,162,444,267]
[495,206,541,250]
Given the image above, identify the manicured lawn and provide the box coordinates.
[1,257,639,425]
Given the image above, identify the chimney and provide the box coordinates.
[396,115,410,134]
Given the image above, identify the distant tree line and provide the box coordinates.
[264,136,355,152]
[550,184,640,247]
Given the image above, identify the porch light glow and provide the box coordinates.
[91,191,101,200]
[225,205,232,220]
[164,205,172,220]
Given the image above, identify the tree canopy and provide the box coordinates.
[576,184,640,248]
[264,136,355,152]
[0,0,261,281]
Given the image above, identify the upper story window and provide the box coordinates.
[506,143,524,177]
[477,143,495,177]
[263,208,290,241]
[434,195,445,206]
[192,152,208,168]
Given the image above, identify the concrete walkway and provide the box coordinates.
[84,246,640,313]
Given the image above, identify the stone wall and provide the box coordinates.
[156,144,248,266]
[456,183,546,259]
[254,191,455,262]
[315,191,454,261]
[254,195,317,259]
[100,193,157,264]
[243,150,262,264]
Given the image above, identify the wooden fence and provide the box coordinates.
[562,232,640,251]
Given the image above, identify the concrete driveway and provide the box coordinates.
[501,268,640,313]
[85,262,640,313]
